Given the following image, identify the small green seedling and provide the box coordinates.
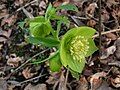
[26,3,98,79]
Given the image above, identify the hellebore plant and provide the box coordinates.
[60,27,98,75]
[26,3,98,79]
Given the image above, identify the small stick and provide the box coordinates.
[64,69,69,89]
[12,48,49,73]
[2,0,38,18]
[98,0,102,56]
[93,29,120,38]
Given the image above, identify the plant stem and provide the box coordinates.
[12,48,50,73]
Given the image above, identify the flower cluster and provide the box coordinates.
[69,36,89,62]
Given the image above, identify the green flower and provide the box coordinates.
[60,26,98,73]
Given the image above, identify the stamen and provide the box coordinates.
[69,36,89,62]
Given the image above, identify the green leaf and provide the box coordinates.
[45,3,56,19]
[66,26,96,39]
[18,22,25,29]
[29,16,45,28]
[69,69,80,80]
[26,36,60,47]
[57,4,78,11]
[49,52,62,72]
[29,16,52,37]
[86,38,98,57]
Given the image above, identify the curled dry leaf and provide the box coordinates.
[76,76,88,90]
[89,72,107,90]
[0,78,7,90]
[97,81,114,90]
[106,0,119,7]
[14,0,24,6]
[0,8,9,19]
[39,1,46,9]
[39,1,47,15]
[111,75,120,88]
[106,33,117,40]
[0,29,12,42]
[24,83,47,90]
[85,3,98,17]
[101,9,110,22]
[87,19,96,27]
[1,14,17,26]
[7,54,22,67]
[100,46,116,59]
[115,38,120,59]
[58,72,68,90]
[53,0,69,7]
[22,67,37,79]
[46,72,61,84]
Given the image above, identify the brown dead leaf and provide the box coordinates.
[14,0,24,6]
[86,3,98,17]
[106,0,119,7]
[106,33,117,40]
[22,67,37,79]
[89,72,107,90]
[0,8,9,19]
[97,80,114,90]
[100,46,116,59]
[0,29,12,38]
[46,72,61,84]
[76,76,88,90]
[87,19,96,27]
[111,75,120,88]
[115,38,120,59]
[1,14,17,26]
[58,71,68,90]
[24,83,47,90]
[38,1,46,15]
[53,0,69,7]
[39,1,46,9]
[0,78,7,90]
[101,9,110,22]
[7,54,22,67]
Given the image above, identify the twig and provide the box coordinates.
[9,74,47,86]
[12,48,49,73]
[64,69,69,89]
[98,0,102,56]
[21,7,34,19]
[3,0,38,18]
[93,29,120,38]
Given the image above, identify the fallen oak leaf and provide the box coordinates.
[0,29,12,42]
[1,14,17,26]
[24,83,47,90]
[22,67,37,79]
[89,72,107,90]
[87,19,96,27]
[100,45,116,59]
[7,54,22,67]
[111,75,120,88]
[53,0,69,7]
[85,3,98,17]
[76,76,88,90]
[106,33,117,40]
[115,38,120,59]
